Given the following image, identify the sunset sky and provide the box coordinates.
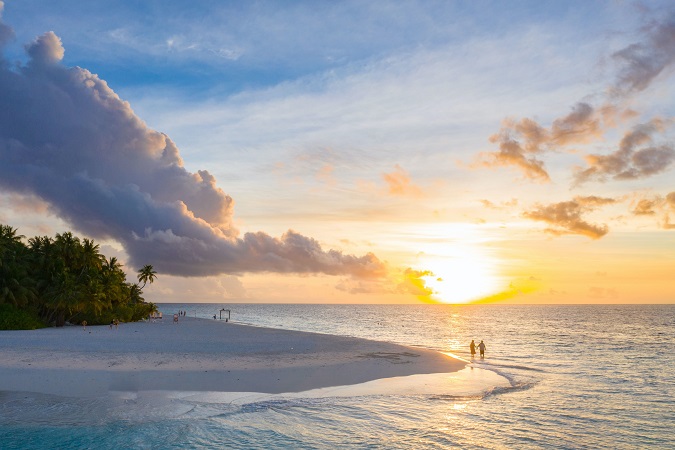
[1,1,674,304]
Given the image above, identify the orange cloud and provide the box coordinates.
[631,198,659,216]
[625,191,675,229]
[382,165,424,197]
[479,198,519,210]
[522,196,617,239]
[397,268,435,302]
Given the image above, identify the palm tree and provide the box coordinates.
[128,283,143,304]
[54,232,80,268]
[104,256,122,272]
[0,272,35,307]
[137,264,157,290]
[2,224,158,327]
[0,225,24,268]
[0,225,23,243]
[80,238,104,271]
[0,225,35,308]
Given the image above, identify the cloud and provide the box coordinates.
[612,12,675,95]
[0,2,13,49]
[574,119,675,184]
[333,267,435,300]
[631,197,659,216]
[397,268,435,299]
[666,191,675,208]
[480,11,675,183]
[25,31,64,65]
[480,198,518,209]
[479,199,497,209]
[0,192,51,215]
[629,191,675,229]
[482,118,551,182]
[0,26,386,279]
[522,196,617,239]
[382,165,424,197]
[479,102,605,181]
[150,274,248,303]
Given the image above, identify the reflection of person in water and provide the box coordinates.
[470,340,476,357]
[478,340,486,357]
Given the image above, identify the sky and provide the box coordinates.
[1,0,674,304]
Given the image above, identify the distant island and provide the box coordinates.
[0,224,157,330]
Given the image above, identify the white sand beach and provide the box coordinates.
[0,317,465,398]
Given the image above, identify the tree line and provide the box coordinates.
[0,224,157,329]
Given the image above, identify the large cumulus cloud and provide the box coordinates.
[0,22,386,278]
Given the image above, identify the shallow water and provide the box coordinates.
[1,304,673,449]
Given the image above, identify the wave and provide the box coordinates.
[471,361,545,373]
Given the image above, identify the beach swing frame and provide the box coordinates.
[219,308,230,321]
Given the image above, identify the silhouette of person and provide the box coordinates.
[470,340,476,357]
[478,340,486,357]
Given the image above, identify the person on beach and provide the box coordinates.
[110,320,114,330]
[470,340,476,357]
[82,320,87,331]
[478,340,486,357]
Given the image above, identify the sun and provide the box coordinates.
[420,249,502,304]
[416,242,504,304]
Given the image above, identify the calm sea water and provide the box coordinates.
[1,304,673,449]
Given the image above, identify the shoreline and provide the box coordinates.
[0,316,466,398]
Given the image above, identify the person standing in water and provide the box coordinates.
[470,340,477,357]
[478,340,486,358]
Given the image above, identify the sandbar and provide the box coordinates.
[0,316,465,398]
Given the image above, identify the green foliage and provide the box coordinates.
[0,303,45,330]
[0,223,158,329]
[137,264,157,290]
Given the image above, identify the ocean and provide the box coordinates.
[1,304,673,449]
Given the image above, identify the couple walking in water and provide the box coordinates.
[470,339,486,358]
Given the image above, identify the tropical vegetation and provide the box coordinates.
[0,224,157,329]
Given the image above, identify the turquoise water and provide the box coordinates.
[1,304,673,449]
